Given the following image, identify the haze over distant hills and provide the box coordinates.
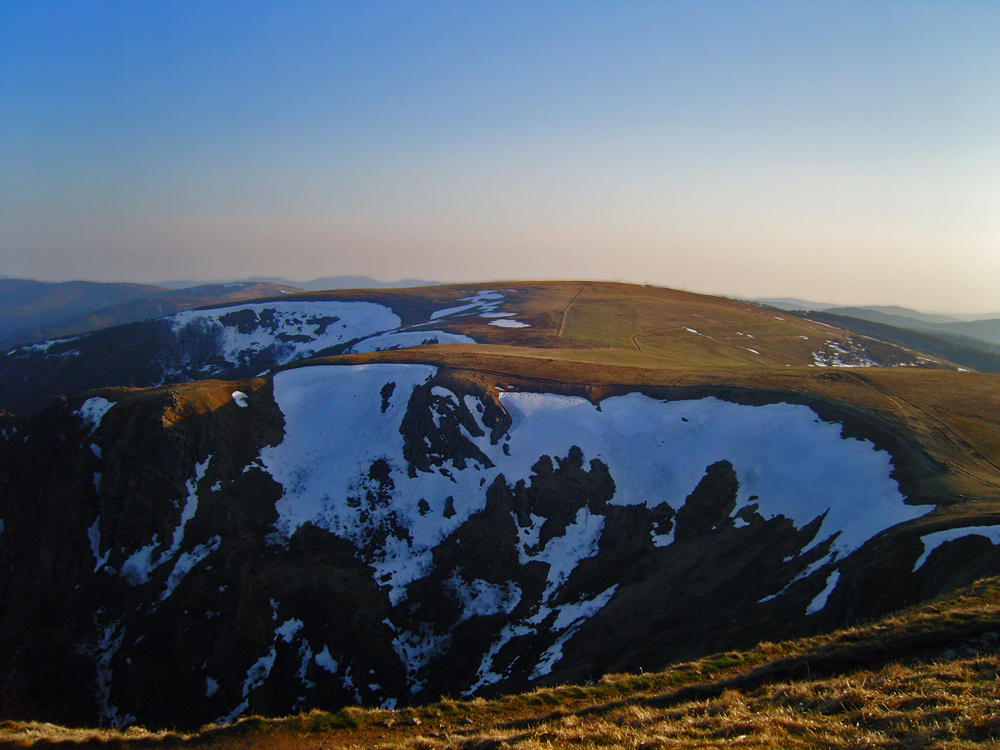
[158,276,438,291]
[755,297,1000,324]
[0,276,438,349]
[754,297,1000,352]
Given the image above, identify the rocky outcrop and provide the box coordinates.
[1,365,997,729]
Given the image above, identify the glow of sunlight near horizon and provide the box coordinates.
[1,2,998,313]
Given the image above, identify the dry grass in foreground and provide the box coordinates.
[5,578,1000,749]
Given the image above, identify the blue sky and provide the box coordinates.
[2,1,998,310]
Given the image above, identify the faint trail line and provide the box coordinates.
[845,371,1000,490]
[631,335,649,356]
[557,283,589,339]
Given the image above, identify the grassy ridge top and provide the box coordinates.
[294,281,948,370]
[7,577,999,748]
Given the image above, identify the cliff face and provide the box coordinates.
[4,363,997,729]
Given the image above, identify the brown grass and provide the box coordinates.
[7,578,1000,749]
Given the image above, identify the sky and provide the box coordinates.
[1,1,998,312]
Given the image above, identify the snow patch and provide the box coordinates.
[81,619,134,728]
[349,330,474,352]
[77,398,114,433]
[524,508,605,599]
[446,572,521,623]
[392,626,452,692]
[430,290,505,320]
[263,365,492,605]
[315,646,339,674]
[164,457,211,558]
[912,525,1000,572]
[276,618,305,643]
[217,647,277,724]
[170,301,401,368]
[530,585,618,679]
[805,570,840,614]
[160,536,221,600]
[489,319,530,328]
[232,391,249,408]
[496,391,927,560]
[88,519,111,572]
[263,364,928,618]
[120,540,161,585]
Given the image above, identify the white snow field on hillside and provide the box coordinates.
[170,301,403,366]
[165,291,527,368]
[913,525,1000,572]
[260,364,932,609]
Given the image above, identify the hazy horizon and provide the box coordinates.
[3,2,998,313]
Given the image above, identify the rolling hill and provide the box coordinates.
[1,281,999,740]
[0,278,165,349]
[0,279,304,350]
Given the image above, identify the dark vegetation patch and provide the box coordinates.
[8,576,1000,748]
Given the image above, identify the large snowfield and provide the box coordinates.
[261,364,931,607]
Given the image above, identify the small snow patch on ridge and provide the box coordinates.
[913,525,1000,572]
[490,319,530,328]
[349,330,474,352]
[77,398,114,433]
[232,391,248,408]
[430,290,505,320]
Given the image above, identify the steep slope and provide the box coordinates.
[7,575,999,748]
[3,362,999,729]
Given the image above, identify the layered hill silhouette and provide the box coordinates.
[0,278,303,350]
[1,281,999,736]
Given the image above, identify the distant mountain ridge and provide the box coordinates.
[0,280,303,350]
[754,297,1000,353]
[159,276,438,291]
[0,276,439,350]
[753,297,838,312]
[0,279,166,349]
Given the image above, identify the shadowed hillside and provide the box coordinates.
[4,576,1000,748]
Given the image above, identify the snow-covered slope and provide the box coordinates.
[263,365,925,607]
[0,362,959,729]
